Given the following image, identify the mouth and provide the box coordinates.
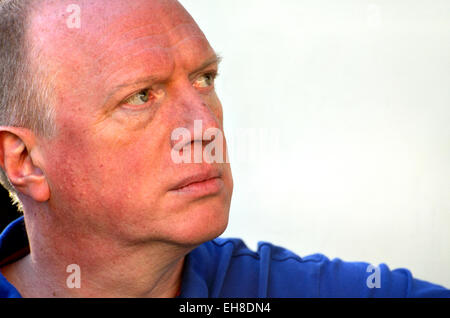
[169,169,224,196]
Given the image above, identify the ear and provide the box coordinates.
[0,128,50,203]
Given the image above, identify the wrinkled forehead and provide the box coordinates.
[27,0,209,74]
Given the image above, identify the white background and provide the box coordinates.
[179,0,450,288]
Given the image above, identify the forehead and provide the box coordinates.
[28,0,214,87]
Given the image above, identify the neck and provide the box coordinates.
[4,209,191,298]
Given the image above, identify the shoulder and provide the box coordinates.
[187,238,329,297]
[0,216,27,298]
[186,238,450,298]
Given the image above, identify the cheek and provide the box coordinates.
[44,146,94,213]
[85,146,157,200]
[44,144,158,229]
[62,135,168,206]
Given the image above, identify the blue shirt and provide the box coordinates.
[0,216,449,298]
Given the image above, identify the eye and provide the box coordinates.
[123,89,151,106]
[193,72,217,89]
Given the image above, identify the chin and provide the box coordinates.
[111,181,233,247]
[172,203,231,247]
[153,193,232,247]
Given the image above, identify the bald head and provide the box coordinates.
[27,0,213,129]
[0,0,212,204]
[1,0,233,247]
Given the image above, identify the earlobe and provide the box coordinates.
[21,171,51,202]
[0,129,50,203]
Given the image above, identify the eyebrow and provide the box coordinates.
[109,75,159,93]
[192,53,223,75]
[105,53,223,103]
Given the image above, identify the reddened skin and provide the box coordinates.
[0,127,50,203]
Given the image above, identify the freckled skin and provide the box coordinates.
[1,0,233,297]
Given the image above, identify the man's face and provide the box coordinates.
[31,0,233,246]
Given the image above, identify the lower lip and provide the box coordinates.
[170,177,224,197]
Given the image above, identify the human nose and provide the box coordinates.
[170,82,222,149]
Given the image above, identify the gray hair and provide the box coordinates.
[0,0,56,210]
